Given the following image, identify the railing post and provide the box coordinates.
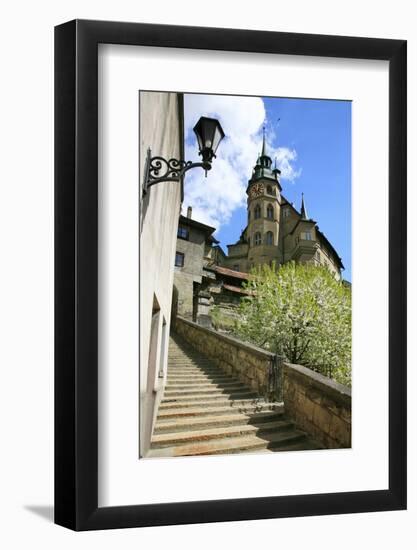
[267,354,284,403]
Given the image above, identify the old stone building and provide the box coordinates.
[173,132,345,328]
[173,207,248,325]
[173,207,219,321]
[222,131,344,279]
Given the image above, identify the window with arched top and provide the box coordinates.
[254,205,261,219]
[254,232,262,246]
[266,231,273,245]
[267,204,274,219]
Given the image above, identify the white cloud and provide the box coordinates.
[273,147,302,182]
[183,94,300,231]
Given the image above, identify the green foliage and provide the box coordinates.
[211,305,239,332]
[236,262,351,386]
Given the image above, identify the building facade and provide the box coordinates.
[223,133,344,279]
[173,207,218,321]
[173,208,250,326]
[172,133,344,331]
[139,91,184,457]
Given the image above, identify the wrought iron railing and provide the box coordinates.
[266,354,284,403]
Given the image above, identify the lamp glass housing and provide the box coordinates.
[193,116,225,162]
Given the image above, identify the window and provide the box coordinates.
[254,205,261,219]
[254,232,262,246]
[266,231,273,245]
[233,264,240,271]
[175,252,184,267]
[267,204,274,219]
[303,231,312,241]
[177,225,189,240]
[267,185,272,195]
[283,207,290,219]
[248,211,251,222]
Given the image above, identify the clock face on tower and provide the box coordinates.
[250,183,264,198]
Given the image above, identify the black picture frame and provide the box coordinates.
[55,19,407,531]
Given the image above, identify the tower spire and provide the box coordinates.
[300,193,308,220]
[261,125,267,156]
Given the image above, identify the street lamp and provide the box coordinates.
[142,116,225,196]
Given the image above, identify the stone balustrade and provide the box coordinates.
[174,316,283,403]
[283,362,351,448]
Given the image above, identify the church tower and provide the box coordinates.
[246,129,282,268]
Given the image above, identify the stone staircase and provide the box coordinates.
[148,333,322,457]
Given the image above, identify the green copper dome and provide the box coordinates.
[248,127,281,188]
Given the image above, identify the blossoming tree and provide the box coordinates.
[236,262,351,386]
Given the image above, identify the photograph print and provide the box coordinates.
[139,90,351,459]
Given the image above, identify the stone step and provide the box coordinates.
[151,419,294,448]
[168,370,227,375]
[168,365,219,370]
[157,402,283,419]
[148,334,322,458]
[163,385,246,397]
[166,379,235,386]
[169,359,211,362]
[167,366,223,373]
[148,429,307,457]
[167,375,235,384]
[168,355,214,361]
[161,390,257,404]
[169,359,216,364]
[168,376,226,380]
[168,369,228,375]
[158,396,268,410]
[268,439,324,452]
[154,410,285,433]
[169,352,204,357]
[166,381,244,390]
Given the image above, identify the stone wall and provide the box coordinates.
[283,362,351,448]
[210,290,242,332]
[173,272,195,320]
[174,316,283,402]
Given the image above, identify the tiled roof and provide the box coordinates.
[222,284,252,295]
[179,215,216,235]
[212,265,250,280]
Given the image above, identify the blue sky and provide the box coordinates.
[183,94,351,281]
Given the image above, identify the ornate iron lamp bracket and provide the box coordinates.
[142,148,211,196]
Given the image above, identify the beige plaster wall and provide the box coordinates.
[139,91,183,456]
